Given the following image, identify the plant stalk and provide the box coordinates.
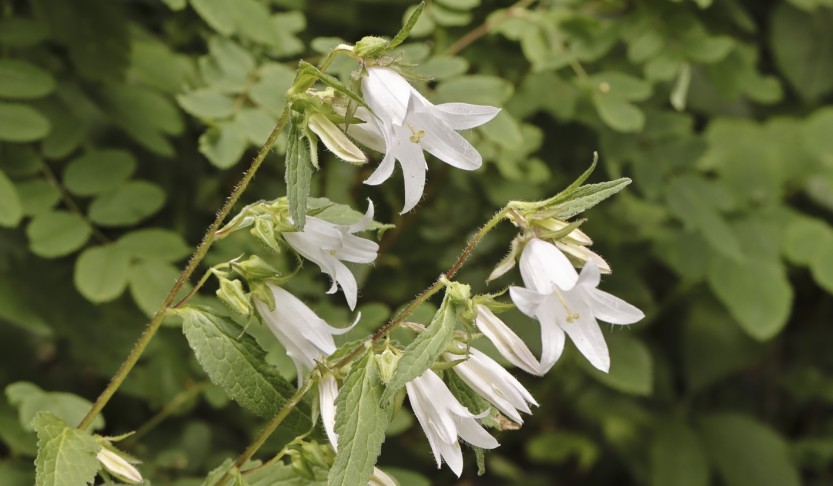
[76,108,290,431]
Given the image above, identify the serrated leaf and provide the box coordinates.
[179,307,311,431]
[547,178,632,220]
[32,412,100,486]
[74,246,130,303]
[26,210,91,258]
[707,255,792,340]
[665,175,743,260]
[88,181,166,227]
[0,102,51,142]
[586,333,653,396]
[381,290,459,403]
[285,122,313,230]
[650,421,709,486]
[329,351,390,486]
[6,382,104,432]
[0,59,56,99]
[0,169,23,227]
[116,229,191,262]
[62,149,137,197]
[388,2,425,50]
[699,413,800,486]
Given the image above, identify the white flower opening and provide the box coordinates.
[406,369,499,477]
[509,238,644,373]
[254,284,354,382]
[354,66,500,214]
[283,200,379,310]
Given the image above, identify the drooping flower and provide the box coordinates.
[447,347,538,424]
[283,200,379,310]
[355,66,500,213]
[474,305,542,376]
[509,238,644,373]
[406,369,499,477]
[97,447,143,484]
[254,284,353,382]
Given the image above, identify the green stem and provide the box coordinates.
[217,377,317,486]
[335,206,511,369]
[76,108,290,431]
[124,382,209,447]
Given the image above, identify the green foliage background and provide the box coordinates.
[1,0,833,484]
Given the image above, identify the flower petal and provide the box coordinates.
[409,108,482,171]
[332,260,358,310]
[520,239,579,293]
[362,67,410,125]
[535,297,567,373]
[432,102,501,130]
[347,198,375,234]
[396,127,429,214]
[509,286,544,317]
[453,413,500,450]
[559,298,610,372]
[319,375,339,450]
[475,305,542,376]
[585,287,645,325]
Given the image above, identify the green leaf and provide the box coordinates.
[88,181,166,226]
[128,260,187,317]
[0,59,56,99]
[116,229,191,263]
[307,197,394,233]
[17,179,60,216]
[592,93,645,132]
[434,75,514,105]
[179,307,311,430]
[650,421,709,486]
[707,254,792,340]
[191,0,236,35]
[665,175,743,260]
[588,72,652,101]
[699,413,800,486]
[803,107,833,163]
[6,382,104,432]
[381,288,461,403]
[100,85,183,156]
[74,246,130,303]
[771,4,833,102]
[0,169,23,227]
[0,102,51,142]
[26,211,91,258]
[329,351,390,486]
[285,122,313,230]
[586,333,653,396]
[782,216,833,265]
[32,412,100,486]
[249,63,295,116]
[388,1,425,50]
[811,244,833,294]
[62,149,137,197]
[199,122,249,169]
[0,143,42,176]
[547,177,632,220]
[177,89,236,120]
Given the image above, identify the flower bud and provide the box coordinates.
[307,112,367,165]
[374,348,399,385]
[354,36,389,58]
[97,447,143,484]
[216,278,251,316]
[251,217,281,253]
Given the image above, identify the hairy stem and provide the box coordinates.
[76,108,290,431]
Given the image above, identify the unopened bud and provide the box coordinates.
[307,112,367,165]
[251,217,281,253]
[97,447,142,484]
[375,348,399,384]
[354,36,389,58]
[216,278,251,316]
[234,255,280,280]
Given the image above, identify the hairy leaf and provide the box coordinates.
[32,411,100,486]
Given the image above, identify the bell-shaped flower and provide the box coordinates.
[283,200,379,310]
[509,238,644,373]
[97,447,143,484]
[406,369,499,477]
[254,284,353,381]
[474,305,542,376]
[447,347,538,424]
[356,66,500,213]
